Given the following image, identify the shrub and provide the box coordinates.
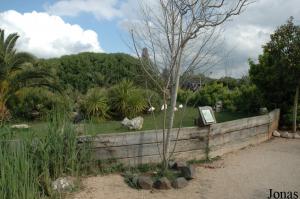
[281,106,300,127]
[142,89,162,109]
[7,88,68,120]
[109,80,147,118]
[190,82,230,108]
[177,89,194,104]
[81,87,110,120]
[233,84,263,113]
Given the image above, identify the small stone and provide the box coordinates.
[154,177,172,190]
[138,176,153,190]
[294,133,300,139]
[168,161,176,169]
[173,161,187,170]
[280,131,290,138]
[259,107,268,115]
[180,165,196,180]
[52,177,75,192]
[172,177,188,189]
[73,112,84,124]
[273,130,281,137]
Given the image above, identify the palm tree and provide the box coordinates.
[0,29,59,122]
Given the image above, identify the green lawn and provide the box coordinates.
[84,107,255,135]
[1,107,255,138]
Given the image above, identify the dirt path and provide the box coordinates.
[69,138,300,199]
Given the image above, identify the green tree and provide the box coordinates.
[41,52,143,93]
[0,29,58,122]
[249,17,300,131]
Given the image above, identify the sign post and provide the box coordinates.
[197,106,217,126]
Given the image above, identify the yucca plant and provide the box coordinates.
[82,87,110,120]
[109,80,147,118]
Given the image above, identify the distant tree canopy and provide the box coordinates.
[40,52,143,93]
[249,17,300,116]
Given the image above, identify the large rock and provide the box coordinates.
[137,176,153,190]
[52,177,75,192]
[11,124,30,129]
[273,130,281,137]
[121,116,144,130]
[172,177,188,189]
[180,165,196,180]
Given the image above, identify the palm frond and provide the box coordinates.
[3,32,19,56]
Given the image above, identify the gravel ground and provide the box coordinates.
[68,138,300,199]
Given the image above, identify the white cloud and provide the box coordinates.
[119,0,300,78]
[0,10,103,58]
[45,0,122,20]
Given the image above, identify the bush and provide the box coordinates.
[109,80,147,118]
[281,106,300,127]
[233,84,263,113]
[177,89,194,104]
[7,88,69,120]
[190,82,227,107]
[142,89,162,109]
[81,87,110,120]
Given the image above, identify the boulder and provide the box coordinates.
[52,177,75,192]
[172,177,188,189]
[154,177,172,190]
[180,165,196,180]
[137,176,153,190]
[121,116,144,130]
[11,124,30,129]
[273,130,281,137]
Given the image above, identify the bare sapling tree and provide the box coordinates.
[293,85,299,133]
[130,0,251,170]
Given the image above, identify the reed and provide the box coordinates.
[0,109,92,199]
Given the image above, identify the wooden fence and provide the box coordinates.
[79,109,280,166]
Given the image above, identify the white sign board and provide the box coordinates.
[198,106,216,126]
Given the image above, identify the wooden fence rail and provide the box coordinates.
[79,109,280,166]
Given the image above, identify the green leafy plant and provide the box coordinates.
[109,80,147,118]
[82,88,110,120]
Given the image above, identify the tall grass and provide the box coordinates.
[0,110,92,199]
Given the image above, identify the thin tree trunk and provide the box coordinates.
[163,65,180,170]
[293,84,299,133]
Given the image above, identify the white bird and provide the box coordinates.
[178,104,183,109]
[174,107,178,111]
[148,106,155,112]
[161,104,167,111]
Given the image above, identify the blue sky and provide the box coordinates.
[1,0,300,77]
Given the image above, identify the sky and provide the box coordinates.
[0,0,300,78]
